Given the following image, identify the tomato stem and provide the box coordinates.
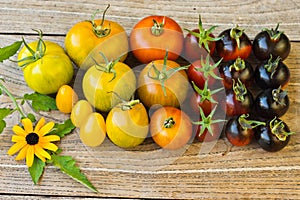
[238,114,265,130]
[192,81,223,104]
[269,117,294,141]
[265,55,281,78]
[230,57,246,71]
[232,79,247,102]
[90,4,111,38]
[151,17,165,36]
[194,55,223,80]
[263,23,284,41]
[272,86,288,106]
[164,117,176,128]
[230,25,244,49]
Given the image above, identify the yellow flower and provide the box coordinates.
[7,117,60,167]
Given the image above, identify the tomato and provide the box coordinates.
[253,24,291,61]
[80,112,106,147]
[255,117,294,152]
[183,15,221,62]
[254,87,289,119]
[82,55,136,113]
[216,25,252,61]
[225,114,265,146]
[56,85,78,114]
[187,55,223,89]
[137,56,189,108]
[65,5,128,68]
[224,79,254,117]
[70,100,93,128]
[130,15,184,63]
[150,106,192,150]
[219,57,254,89]
[193,106,224,142]
[254,56,290,89]
[106,100,149,148]
[17,31,74,95]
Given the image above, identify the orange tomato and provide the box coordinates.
[56,85,78,114]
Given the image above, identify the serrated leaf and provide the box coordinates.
[0,120,6,134]
[23,92,57,112]
[28,157,46,184]
[50,119,75,138]
[0,41,23,62]
[51,154,98,193]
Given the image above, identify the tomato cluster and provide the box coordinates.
[31,5,293,152]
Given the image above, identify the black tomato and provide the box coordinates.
[225,114,265,146]
[255,117,293,152]
[253,24,291,61]
[254,87,289,119]
[254,56,290,89]
[219,57,254,89]
[224,79,254,117]
[216,25,252,61]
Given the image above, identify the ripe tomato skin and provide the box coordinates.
[65,16,128,68]
[137,59,189,108]
[130,15,184,63]
[80,112,106,147]
[106,101,149,148]
[56,85,78,114]
[18,40,74,95]
[252,25,291,61]
[150,107,192,150]
[82,62,136,113]
[216,26,252,61]
[70,100,93,128]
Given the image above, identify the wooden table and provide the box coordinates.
[0,0,300,199]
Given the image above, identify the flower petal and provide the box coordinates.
[34,150,46,163]
[7,141,27,155]
[34,117,45,133]
[22,118,33,133]
[15,144,29,160]
[41,142,58,152]
[39,135,60,143]
[12,125,27,136]
[37,122,55,137]
[26,145,35,167]
[35,145,51,160]
[11,135,26,143]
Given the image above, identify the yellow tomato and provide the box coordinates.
[56,85,78,114]
[80,112,106,147]
[18,35,74,94]
[70,100,93,128]
[64,6,128,69]
[106,100,149,148]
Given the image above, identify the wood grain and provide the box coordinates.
[0,0,300,199]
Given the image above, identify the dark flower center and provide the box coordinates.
[26,133,39,145]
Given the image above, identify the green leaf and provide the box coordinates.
[28,157,46,184]
[0,41,23,62]
[50,119,75,138]
[0,108,12,120]
[51,154,98,193]
[26,113,36,122]
[0,120,6,134]
[23,92,57,112]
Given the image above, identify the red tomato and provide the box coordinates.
[130,15,184,63]
[150,106,193,150]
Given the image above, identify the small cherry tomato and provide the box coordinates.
[106,99,149,149]
[150,106,192,150]
[130,15,184,63]
[56,85,78,114]
[80,112,106,147]
[253,24,291,61]
[71,100,93,128]
[216,25,252,61]
[255,117,294,152]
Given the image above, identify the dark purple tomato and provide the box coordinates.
[253,24,291,61]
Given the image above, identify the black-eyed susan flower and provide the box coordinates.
[7,117,60,167]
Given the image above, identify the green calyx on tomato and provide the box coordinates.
[229,57,246,72]
[269,117,294,141]
[193,105,224,137]
[184,15,222,53]
[232,78,247,102]
[262,23,284,41]
[192,81,223,104]
[17,29,46,68]
[230,25,245,49]
[163,117,176,128]
[264,55,281,78]
[271,86,288,106]
[196,55,223,80]
[89,4,111,38]
[147,51,189,96]
[151,17,165,36]
[238,114,266,130]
